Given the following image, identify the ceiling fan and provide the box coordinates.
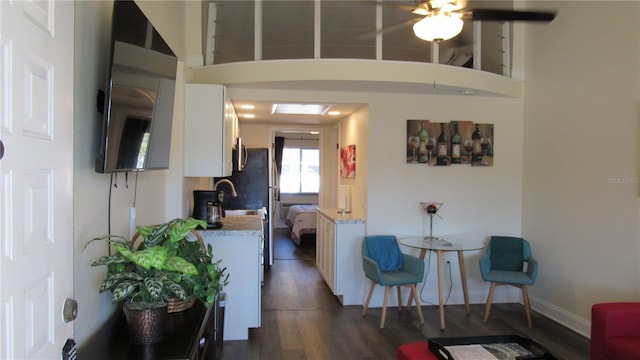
[380,0,556,42]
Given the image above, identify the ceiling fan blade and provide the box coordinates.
[355,0,417,13]
[380,2,417,13]
[356,18,420,40]
[382,18,421,34]
[463,9,556,22]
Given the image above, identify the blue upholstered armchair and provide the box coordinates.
[479,236,538,327]
[361,235,425,328]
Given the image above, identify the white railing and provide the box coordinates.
[204,0,511,77]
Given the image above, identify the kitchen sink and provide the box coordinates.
[224,209,261,216]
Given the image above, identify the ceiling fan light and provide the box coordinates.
[413,14,463,42]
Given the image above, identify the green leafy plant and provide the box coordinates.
[87,218,228,309]
[192,243,229,307]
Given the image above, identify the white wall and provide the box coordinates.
[73,0,188,346]
[366,93,525,307]
[136,0,187,60]
[339,106,369,216]
[522,1,640,336]
[321,123,339,209]
[227,87,525,308]
[73,0,115,345]
[239,123,272,148]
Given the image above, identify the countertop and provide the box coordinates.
[317,208,366,224]
[198,215,263,237]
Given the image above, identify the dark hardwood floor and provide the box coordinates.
[220,228,590,359]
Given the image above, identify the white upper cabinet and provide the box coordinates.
[184,83,238,177]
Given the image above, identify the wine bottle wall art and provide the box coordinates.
[406,120,493,166]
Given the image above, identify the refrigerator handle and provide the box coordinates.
[271,156,279,201]
[242,144,248,169]
[235,137,248,172]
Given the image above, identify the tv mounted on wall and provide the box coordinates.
[95,0,178,173]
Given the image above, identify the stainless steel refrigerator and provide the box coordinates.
[215,148,273,268]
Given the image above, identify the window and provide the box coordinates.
[280,147,319,193]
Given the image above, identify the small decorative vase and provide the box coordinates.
[123,302,169,345]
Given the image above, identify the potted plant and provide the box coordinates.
[87,218,228,344]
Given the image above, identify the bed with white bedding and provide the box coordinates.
[285,204,318,245]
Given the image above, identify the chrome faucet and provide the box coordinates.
[213,179,238,197]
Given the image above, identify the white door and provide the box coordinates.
[1,1,75,358]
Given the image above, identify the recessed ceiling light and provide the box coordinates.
[327,111,341,116]
[272,103,330,115]
[241,113,255,118]
[240,104,255,109]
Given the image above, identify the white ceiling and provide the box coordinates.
[232,99,364,125]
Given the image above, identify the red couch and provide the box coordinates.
[591,302,640,360]
[397,342,437,360]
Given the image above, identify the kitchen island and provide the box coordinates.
[198,214,263,341]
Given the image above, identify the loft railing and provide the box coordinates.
[204,0,511,77]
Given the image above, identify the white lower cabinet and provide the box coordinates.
[200,232,261,341]
[316,209,366,305]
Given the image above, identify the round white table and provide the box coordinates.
[399,236,485,330]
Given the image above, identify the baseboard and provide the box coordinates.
[529,295,591,339]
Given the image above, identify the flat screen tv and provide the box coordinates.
[95,0,178,173]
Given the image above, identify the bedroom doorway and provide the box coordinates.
[272,130,321,258]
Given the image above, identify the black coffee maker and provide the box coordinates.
[192,190,224,229]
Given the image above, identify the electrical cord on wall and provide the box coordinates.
[108,172,116,255]
[419,251,454,306]
[419,250,435,306]
[129,171,139,240]
[419,209,433,304]
[132,171,138,207]
[107,171,140,254]
[445,260,452,305]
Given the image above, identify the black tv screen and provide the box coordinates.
[95,0,178,173]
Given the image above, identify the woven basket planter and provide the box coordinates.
[131,229,206,314]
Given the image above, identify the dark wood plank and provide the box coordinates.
[220,227,590,359]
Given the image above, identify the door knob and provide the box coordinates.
[63,298,78,323]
